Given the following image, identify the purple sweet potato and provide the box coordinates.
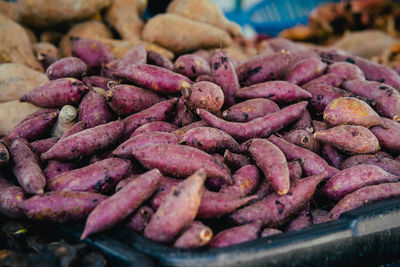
[42,120,124,161]
[172,97,197,127]
[326,62,365,81]
[223,150,251,170]
[81,169,162,239]
[181,127,240,153]
[174,54,211,79]
[46,57,87,80]
[328,182,400,221]
[79,90,114,128]
[247,139,290,195]
[323,165,398,200]
[71,37,113,69]
[268,135,339,178]
[132,144,232,184]
[19,109,56,125]
[44,161,78,183]
[21,191,107,223]
[230,172,326,226]
[48,158,130,193]
[211,50,239,106]
[208,220,262,248]
[113,132,178,158]
[222,98,280,123]
[10,138,46,195]
[341,154,400,176]
[311,209,329,225]
[0,175,25,218]
[82,75,113,90]
[371,118,400,152]
[288,160,303,183]
[123,98,177,139]
[30,137,58,155]
[147,50,174,70]
[51,105,78,137]
[144,169,206,243]
[117,45,147,69]
[261,228,282,238]
[114,64,192,95]
[235,81,311,104]
[342,80,400,121]
[20,78,89,108]
[285,57,327,85]
[323,97,385,128]
[131,121,178,138]
[126,206,154,234]
[171,120,208,142]
[0,142,9,166]
[106,84,163,116]
[286,208,312,231]
[195,74,215,83]
[220,165,261,197]
[314,125,380,154]
[291,109,313,131]
[302,73,346,89]
[182,81,224,114]
[149,176,182,209]
[197,101,308,141]
[237,51,291,86]
[283,129,320,153]
[174,221,213,249]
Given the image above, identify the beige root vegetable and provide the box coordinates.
[51,105,78,138]
[0,1,19,21]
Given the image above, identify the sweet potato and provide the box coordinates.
[370,118,400,152]
[235,81,311,104]
[33,42,60,65]
[208,220,262,248]
[147,50,174,70]
[197,101,308,141]
[196,75,215,83]
[126,206,154,234]
[285,57,327,85]
[142,14,232,54]
[291,109,313,132]
[268,135,339,178]
[182,81,224,114]
[174,54,211,79]
[247,139,289,195]
[223,150,251,170]
[323,165,398,200]
[0,142,9,166]
[0,175,25,218]
[222,98,279,123]
[132,144,232,183]
[10,138,46,195]
[144,169,206,242]
[283,129,320,153]
[261,228,282,238]
[82,76,113,90]
[171,121,208,142]
[323,97,385,128]
[44,161,78,183]
[288,160,303,183]
[341,154,400,176]
[42,120,124,161]
[174,221,213,249]
[326,62,365,80]
[131,122,177,138]
[21,191,107,222]
[71,37,113,69]
[0,63,49,103]
[37,53,58,70]
[51,105,77,138]
[311,209,329,225]
[79,90,114,128]
[46,57,87,80]
[314,125,380,154]
[230,172,326,226]
[286,208,312,231]
[302,73,346,89]
[30,137,58,155]
[172,97,197,127]
[219,165,261,197]
[0,1,18,21]
[328,182,400,221]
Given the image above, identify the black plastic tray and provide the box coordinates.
[60,197,400,266]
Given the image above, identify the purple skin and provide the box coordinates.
[182,81,225,114]
[46,57,88,80]
[122,98,177,139]
[81,169,162,239]
[38,53,58,70]
[131,121,178,137]
[21,191,107,223]
[193,49,212,63]
[323,164,399,200]
[4,111,59,143]
[42,120,124,161]
[311,209,329,225]
[376,151,394,159]
[371,118,400,152]
[47,158,131,193]
[248,139,290,196]
[172,97,197,127]
[147,50,174,70]
[253,179,273,200]
[268,135,339,178]
[149,177,182,208]
[114,64,192,95]
[222,98,280,123]
[237,51,291,86]
[30,137,59,155]
[230,172,326,226]
[174,221,213,249]
[223,150,251,171]
[19,109,58,124]
[341,154,400,177]
[71,37,113,69]
[10,138,46,195]
[211,50,239,107]
[283,129,320,153]
[268,38,309,53]
[321,144,344,169]
[126,206,154,234]
[302,73,346,89]
[115,176,137,192]
[132,144,233,184]
[291,109,313,131]
[235,81,312,104]
[285,57,328,85]
[208,220,262,248]
[205,177,226,192]
[171,121,208,142]
[82,76,113,90]
[314,125,380,155]
[174,54,211,79]
[106,84,164,116]
[288,160,303,183]
[328,182,400,221]
[0,143,9,166]
[144,169,206,243]
[113,132,178,158]
[89,149,113,164]
[261,228,282,238]
[197,101,308,141]
[0,175,25,218]
[219,165,261,197]
[326,62,365,80]
[79,90,114,128]
[195,75,215,83]
[181,127,240,153]
[286,208,312,231]
[342,80,400,121]
[20,78,89,108]
[117,45,147,69]
[44,161,78,183]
